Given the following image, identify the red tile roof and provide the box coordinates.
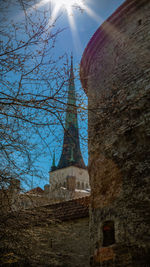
[3,197,90,227]
[43,196,90,222]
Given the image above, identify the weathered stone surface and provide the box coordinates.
[80,0,150,266]
[0,197,90,266]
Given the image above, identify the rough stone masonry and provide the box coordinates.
[80,0,150,266]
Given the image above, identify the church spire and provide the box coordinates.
[65,54,77,131]
[56,55,86,170]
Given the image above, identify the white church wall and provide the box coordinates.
[49,166,89,190]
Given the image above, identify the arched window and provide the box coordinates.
[103,221,115,247]
[64,181,66,188]
[77,181,80,189]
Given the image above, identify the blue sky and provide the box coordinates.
[31,0,125,189]
[3,0,125,189]
[54,0,125,63]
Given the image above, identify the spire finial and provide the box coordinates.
[51,150,56,171]
[71,52,73,63]
[31,175,34,189]
[52,150,55,167]
[70,52,73,74]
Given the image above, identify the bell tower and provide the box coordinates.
[49,56,89,197]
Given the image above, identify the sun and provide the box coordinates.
[34,0,102,54]
[53,0,83,13]
[56,0,81,7]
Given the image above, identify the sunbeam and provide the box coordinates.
[16,0,104,56]
[50,4,61,25]
[79,2,103,24]
[68,14,82,54]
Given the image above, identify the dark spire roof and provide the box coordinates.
[56,55,86,170]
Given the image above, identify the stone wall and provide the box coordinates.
[0,198,90,266]
[1,219,90,267]
[13,218,89,267]
[31,218,90,267]
[80,0,150,266]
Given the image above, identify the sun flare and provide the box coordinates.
[51,0,84,16]
[54,0,83,9]
[34,0,102,54]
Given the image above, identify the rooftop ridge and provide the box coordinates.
[12,196,90,225]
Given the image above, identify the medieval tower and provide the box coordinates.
[80,0,150,266]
